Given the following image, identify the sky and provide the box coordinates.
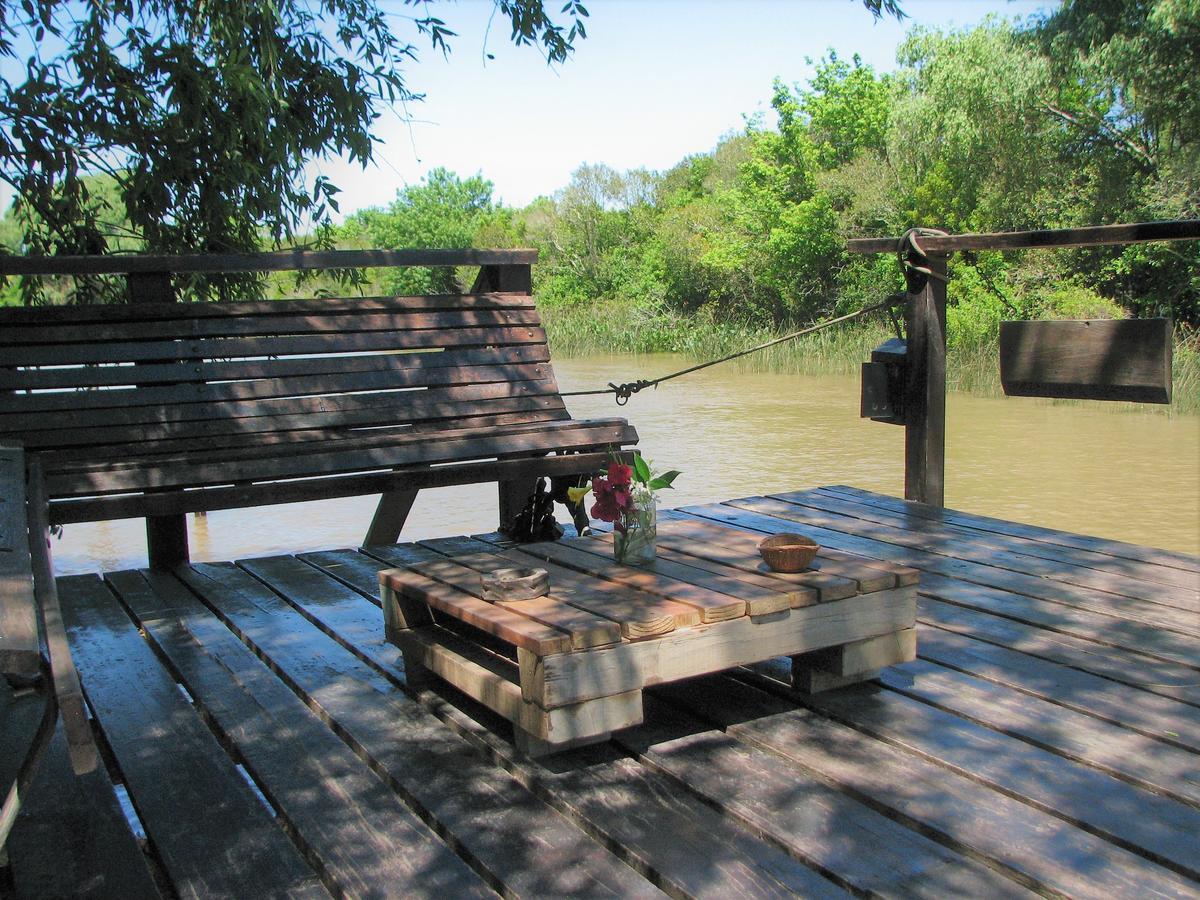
[311,0,1056,218]
[0,0,1056,220]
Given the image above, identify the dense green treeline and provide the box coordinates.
[338,6,1198,371]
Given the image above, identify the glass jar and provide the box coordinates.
[614,492,656,565]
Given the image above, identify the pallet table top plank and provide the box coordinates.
[176,561,663,899]
[658,674,1198,897]
[823,484,1200,574]
[782,488,1199,611]
[793,672,1200,879]
[104,566,492,899]
[519,540,748,623]
[471,544,703,639]
[575,532,807,614]
[55,574,330,899]
[618,698,1035,898]
[686,503,1200,668]
[403,553,623,650]
[380,565,573,655]
[735,496,1200,635]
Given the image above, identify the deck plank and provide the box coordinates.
[735,496,1200,634]
[765,670,1200,879]
[55,575,329,900]
[103,567,493,899]
[5,723,162,899]
[181,559,663,898]
[657,673,1199,896]
[880,658,1200,807]
[619,699,1036,898]
[687,504,1200,667]
[914,624,1200,751]
[918,596,1200,707]
[785,488,1200,609]
[824,485,1200,574]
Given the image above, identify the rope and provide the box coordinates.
[561,297,901,405]
[897,227,950,283]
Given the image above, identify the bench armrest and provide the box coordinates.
[24,455,97,776]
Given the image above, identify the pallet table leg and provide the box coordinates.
[380,577,438,692]
[513,727,612,759]
[791,627,917,694]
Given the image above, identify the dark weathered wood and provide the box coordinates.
[470,264,533,294]
[661,674,1200,895]
[0,324,549,368]
[788,488,1198,609]
[999,318,1173,403]
[181,559,662,899]
[847,220,1200,254]
[49,449,618,524]
[125,271,175,305]
[0,247,538,276]
[904,252,948,506]
[55,575,329,898]
[793,677,1200,879]
[623,699,1031,897]
[823,484,1200,573]
[5,724,161,900]
[724,497,1200,637]
[0,676,56,852]
[105,567,493,899]
[364,489,420,546]
[25,457,97,775]
[0,447,39,676]
[145,514,189,571]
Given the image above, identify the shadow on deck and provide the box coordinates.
[5,487,1199,899]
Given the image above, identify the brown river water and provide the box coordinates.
[53,353,1200,575]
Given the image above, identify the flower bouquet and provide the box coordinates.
[569,454,681,564]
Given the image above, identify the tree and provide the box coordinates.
[0,0,590,301]
[344,168,501,294]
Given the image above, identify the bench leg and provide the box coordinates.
[498,477,538,534]
[145,514,188,569]
[364,489,419,546]
[791,628,917,694]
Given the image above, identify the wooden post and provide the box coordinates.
[903,252,948,507]
[472,262,538,529]
[126,271,190,568]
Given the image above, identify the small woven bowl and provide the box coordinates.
[758,533,819,573]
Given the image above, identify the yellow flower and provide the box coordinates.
[567,484,591,504]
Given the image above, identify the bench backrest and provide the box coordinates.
[0,291,565,463]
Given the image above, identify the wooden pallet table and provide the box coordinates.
[380,519,919,756]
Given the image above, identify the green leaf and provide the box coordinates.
[647,470,681,491]
[632,453,652,485]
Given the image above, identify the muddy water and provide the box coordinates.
[54,353,1200,575]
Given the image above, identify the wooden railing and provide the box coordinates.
[847,219,1200,507]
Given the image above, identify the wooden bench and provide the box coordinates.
[2,446,97,866]
[0,249,638,568]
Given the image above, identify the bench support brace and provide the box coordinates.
[364,490,420,547]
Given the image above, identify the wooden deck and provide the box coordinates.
[5,486,1199,899]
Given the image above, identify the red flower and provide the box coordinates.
[607,462,632,487]
[590,476,620,523]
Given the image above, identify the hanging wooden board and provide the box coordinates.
[999,318,1172,404]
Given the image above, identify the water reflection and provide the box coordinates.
[53,354,1200,574]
